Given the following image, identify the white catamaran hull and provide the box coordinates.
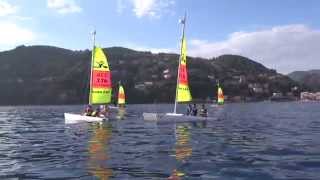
[64,113,108,124]
[108,105,119,109]
[143,112,215,122]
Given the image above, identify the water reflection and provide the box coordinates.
[116,107,126,120]
[169,124,192,179]
[175,125,192,161]
[87,122,113,179]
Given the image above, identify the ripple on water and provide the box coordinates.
[0,103,320,179]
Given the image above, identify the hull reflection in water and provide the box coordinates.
[87,122,113,179]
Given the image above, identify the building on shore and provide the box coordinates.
[300,92,320,101]
[270,92,297,101]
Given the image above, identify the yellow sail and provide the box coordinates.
[177,35,192,102]
[117,85,125,105]
[89,47,112,104]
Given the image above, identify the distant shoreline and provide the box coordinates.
[0,99,311,107]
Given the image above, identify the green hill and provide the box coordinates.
[0,45,300,105]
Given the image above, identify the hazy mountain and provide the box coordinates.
[288,70,320,91]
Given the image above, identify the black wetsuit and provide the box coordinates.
[192,108,198,116]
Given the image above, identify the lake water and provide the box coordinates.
[0,102,320,179]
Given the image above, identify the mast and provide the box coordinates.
[173,12,186,114]
[89,30,96,105]
[118,80,121,105]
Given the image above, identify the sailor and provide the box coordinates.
[84,105,93,116]
[91,107,101,117]
[199,104,208,117]
[186,104,192,115]
[192,104,198,116]
[99,105,109,117]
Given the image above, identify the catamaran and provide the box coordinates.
[118,83,125,107]
[116,83,126,119]
[65,31,112,124]
[143,14,215,122]
[109,82,125,109]
[211,81,224,107]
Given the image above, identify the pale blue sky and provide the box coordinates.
[1,0,320,73]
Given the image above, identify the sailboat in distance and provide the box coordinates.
[211,80,224,107]
[118,83,125,107]
[143,14,215,122]
[116,82,126,119]
[217,82,224,105]
[108,82,125,110]
[65,31,111,124]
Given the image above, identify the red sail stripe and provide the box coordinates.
[91,70,111,88]
[178,65,188,85]
[118,93,125,99]
[218,93,224,99]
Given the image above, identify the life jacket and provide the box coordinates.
[200,108,207,117]
[91,110,100,117]
[85,109,93,116]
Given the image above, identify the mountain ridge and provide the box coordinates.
[0,45,300,105]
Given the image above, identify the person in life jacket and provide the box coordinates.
[84,105,93,116]
[91,107,101,117]
[99,105,109,117]
[186,104,192,116]
[199,104,208,117]
[192,104,198,116]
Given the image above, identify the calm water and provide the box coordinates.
[1,102,320,179]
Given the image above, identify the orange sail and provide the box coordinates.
[217,85,224,105]
[117,85,125,105]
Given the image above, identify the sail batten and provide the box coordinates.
[89,47,112,104]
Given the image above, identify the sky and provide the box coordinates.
[0,0,320,74]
